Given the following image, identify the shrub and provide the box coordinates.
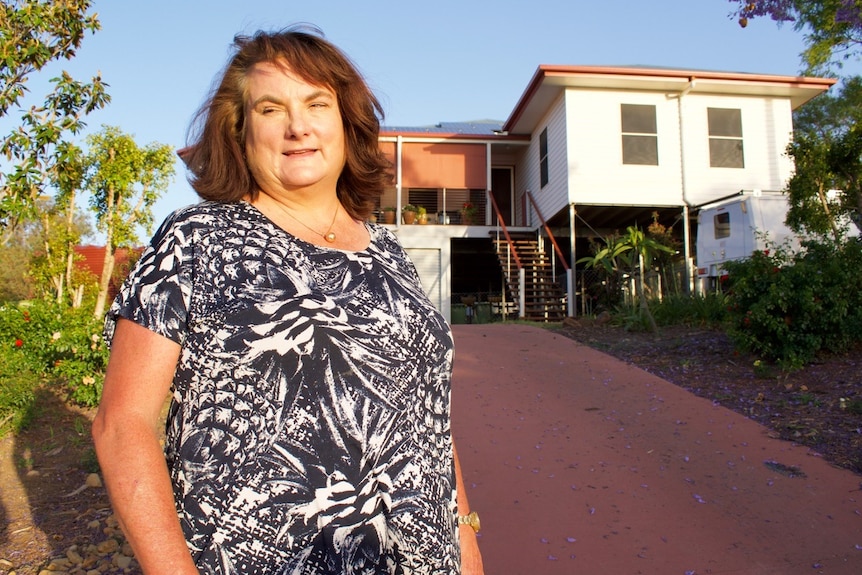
[0,345,40,435]
[649,293,729,327]
[0,300,108,408]
[723,239,862,369]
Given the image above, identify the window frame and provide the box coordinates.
[707,107,745,169]
[714,212,731,239]
[539,127,549,188]
[620,103,658,166]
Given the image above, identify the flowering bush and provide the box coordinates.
[460,202,477,224]
[0,299,108,410]
[723,239,862,370]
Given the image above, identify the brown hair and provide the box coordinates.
[183,26,392,220]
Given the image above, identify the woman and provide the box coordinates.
[92,27,484,574]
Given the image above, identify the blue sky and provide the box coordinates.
[30,0,862,236]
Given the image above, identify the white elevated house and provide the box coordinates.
[378,65,835,323]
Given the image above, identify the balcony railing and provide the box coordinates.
[375,188,487,225]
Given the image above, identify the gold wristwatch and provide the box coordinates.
[457,510,481,533]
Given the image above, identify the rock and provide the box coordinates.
[0,559,14,569]
[65,546,83,565]
[113,554,133,569]
[95,538,119,554]
[46,557,72,570]
[596,310,612,324]
[85,473,102,488]
[562,316,580,329]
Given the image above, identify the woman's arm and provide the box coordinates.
[454,442,485,575]
[92,318,198,574]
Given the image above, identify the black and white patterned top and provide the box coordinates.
[106,201,458,574]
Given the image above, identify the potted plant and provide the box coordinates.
[402,204,418,225]
[416,206,428,224]
[382,206,396,224]
[460,202,478,225]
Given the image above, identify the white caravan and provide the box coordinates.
[695,190,799,291]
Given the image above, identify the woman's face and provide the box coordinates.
[244,60,346,199]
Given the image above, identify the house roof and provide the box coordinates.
[381,120,506,138]
[503,64,838,135]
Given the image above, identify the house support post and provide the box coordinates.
[682,204,693,294]
[518,269,526,319]
[396,135,403,229]
[569,202,576,317]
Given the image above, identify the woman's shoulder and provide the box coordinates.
[366,221,400,246]
[163,201,255,227]
[153,201,263,242]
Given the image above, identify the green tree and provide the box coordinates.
[39,141,89,305]
[0,194,92,303]
[729,0,862,73]
[0,215,38,301]
[29,194,94,305]
[85,126,175,318]
[784,78,862,239]
[0,0,109,237]
[793,75,862,138]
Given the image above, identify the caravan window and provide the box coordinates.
[714,212,731,239]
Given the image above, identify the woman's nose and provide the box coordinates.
[285,110,309,138]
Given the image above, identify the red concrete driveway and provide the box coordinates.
[450,324,862,575]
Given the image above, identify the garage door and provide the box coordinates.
[405,248,443,312]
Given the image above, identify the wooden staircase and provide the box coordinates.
[492,233,567,322]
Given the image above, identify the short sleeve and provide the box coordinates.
[104,210,195,346]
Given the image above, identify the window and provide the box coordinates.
[708,108,744,168]
[539,127,549,187]
[714,212,731,239]
[621,104,658,165]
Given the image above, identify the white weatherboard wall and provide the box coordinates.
[680,95,795,206]
[517,93,568,224]
[515,88,798,220]
[565,88,685,208]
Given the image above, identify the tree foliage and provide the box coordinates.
[729,0,862,73]
[85,126,175,317]
[0,0,109,235]
[785,77,862,238]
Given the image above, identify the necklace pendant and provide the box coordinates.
[324,232,337,243]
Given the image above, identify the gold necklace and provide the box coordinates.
[273,200,340,243]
